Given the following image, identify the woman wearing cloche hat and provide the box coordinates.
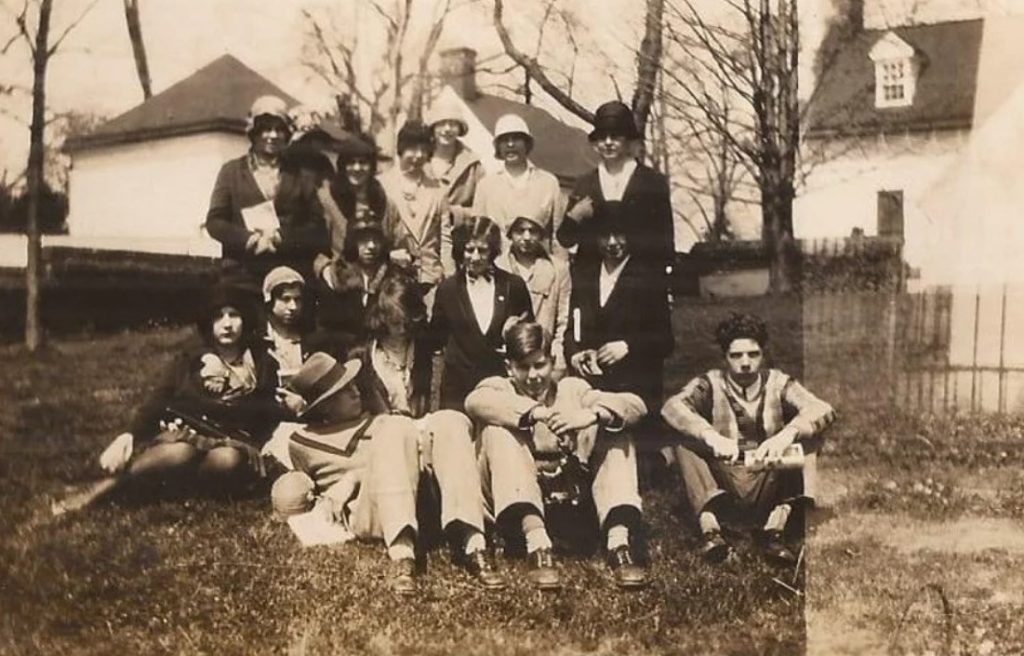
[556,100,674,275]
[472,112,567,259]
[205,95,330,288]
[425,96,484,226]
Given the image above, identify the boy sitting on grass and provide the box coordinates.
[662,313,835,565]
[465,320,649,591]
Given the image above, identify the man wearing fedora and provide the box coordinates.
[557,100,674,276]
[472,113,567,259]
[272,350,507,593]
[270,353,424,594]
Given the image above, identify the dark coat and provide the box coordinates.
[128,345,287,448]
[565,256,674,412]
[556,163,674,273]
[204,155,330,284]
[428,268,534,410]
[314,262,398,341]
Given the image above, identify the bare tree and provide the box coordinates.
[661,0,803,292]
[302,0,456,151]
[492,0,665,158]
[5,0,97,351]
[123,0,152,99]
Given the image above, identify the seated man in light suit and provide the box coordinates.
[269,353,423,595]
[465,320,649,591]
[661,313,836,565]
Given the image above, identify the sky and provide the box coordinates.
[0,0,651,173]
[4,0,1015,245]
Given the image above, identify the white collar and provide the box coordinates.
[598,159,637,200]
[601,255,631,278]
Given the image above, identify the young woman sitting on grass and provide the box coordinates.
[53,285,286,515]
[347,274,505,589]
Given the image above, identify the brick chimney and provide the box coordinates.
[439,47,478,100]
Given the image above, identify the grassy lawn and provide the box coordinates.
[6,301,1022,655]
[0,326,805,655]
[809,409,1024,656]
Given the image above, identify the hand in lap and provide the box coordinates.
[545,408,598,436]
[99,432,134,474]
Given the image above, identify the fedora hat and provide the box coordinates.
[588,101,640,141]
[337,131,390,162]
[287,353,362,417]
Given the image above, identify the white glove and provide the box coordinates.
[99,432,134,474]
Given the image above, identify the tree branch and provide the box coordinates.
[47,0,99,57]
[492,0,594,123]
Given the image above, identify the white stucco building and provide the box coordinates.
[795,18,983,286]
[62,54,299,257]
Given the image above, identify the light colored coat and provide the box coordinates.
[495,252,571,375]
[378,168,451,285]
[465,375,646,461]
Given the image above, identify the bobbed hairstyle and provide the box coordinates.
[714,312,769,353]
[396,120,435,157]
[452,215,502,269]
[503,320,551,363]
[364,273,428,339]
[195,284,259,348]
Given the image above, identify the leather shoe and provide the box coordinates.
[387,557,416,595]
[607,545,648,589]
[700,530,731,564]
[762,530,798,566]
[527,548,562,590]
[465,550,507,590]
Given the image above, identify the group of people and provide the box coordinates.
[57,93,836,596]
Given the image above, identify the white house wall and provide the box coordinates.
[793,129,967,284]
[67,132,247,253]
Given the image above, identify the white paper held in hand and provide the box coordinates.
[241,200,280,234]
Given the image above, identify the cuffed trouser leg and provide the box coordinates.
[478,425,544,521]
[590,432,642,527]
[351,415,420,546]
[425,409,486,533]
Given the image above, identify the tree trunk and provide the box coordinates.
[762,176,798,294]
[26,0,54,352]
[123,0,152,99]
[631,0,665,156]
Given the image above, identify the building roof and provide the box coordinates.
[806,19,983,137]
[464,93,597,183]
[65,55,299,152]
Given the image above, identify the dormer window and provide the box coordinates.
[869,32,919,109]
[881,61,906,102]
